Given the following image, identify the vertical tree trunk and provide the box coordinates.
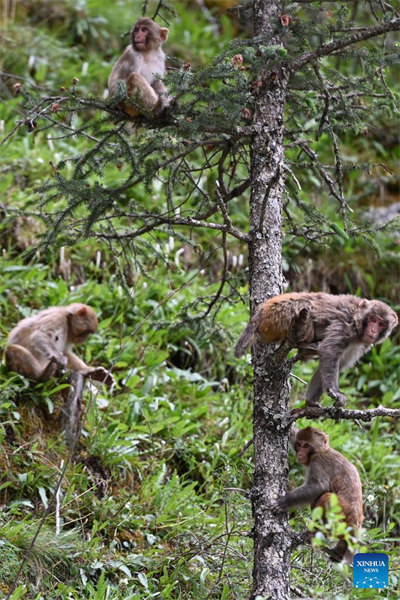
[250,2,292,598]
[63,372,85,448]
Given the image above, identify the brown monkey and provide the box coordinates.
[235,292,398,407]
[5,304,114,387]
[272,426,364,562]
[108,17,170,117]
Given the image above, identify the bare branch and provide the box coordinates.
[290,404,400,424]
[202,229,228,317]
[297,141,349,208]
[215,182,249,241]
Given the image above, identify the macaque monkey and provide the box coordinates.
[272,426,364,562]
[235,292,398,407]
[108,17,170,117]
[5,304,114,387]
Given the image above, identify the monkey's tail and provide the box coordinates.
[234,306,263,358]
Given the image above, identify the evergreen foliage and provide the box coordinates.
[3,2,399,284]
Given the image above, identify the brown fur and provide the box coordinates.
[235,292,398,407]
[5,304,114,387]
[274,426,363,562]
[108,17,170,117]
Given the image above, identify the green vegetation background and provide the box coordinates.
[0,1,399,599]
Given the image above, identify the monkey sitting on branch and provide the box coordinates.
[108,17,171,118]
[271,426,364,563]
[5,303,115,388]
[235,292,398,408]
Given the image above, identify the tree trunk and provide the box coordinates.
[63,371,85,448]
[250,2,292,598]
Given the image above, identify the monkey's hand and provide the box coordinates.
[87,367,116,391]
[57,354,69,369]
[327,388,347,407]
[42,354,68,379]
[269,496,288,513]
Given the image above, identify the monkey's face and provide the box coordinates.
[68,306,98,343]
[362,302,398,344]
[362,313,388,344]
[131,18,168,52]
[295,427,329,461]
[71,328,95,343]
[133,24,150,51]
[295,441,312,465]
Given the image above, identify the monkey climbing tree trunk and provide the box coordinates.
[249,2,292,599]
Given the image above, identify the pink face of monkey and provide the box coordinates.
[295,441,313,465]
[361,314,387,344]
[133,23,150,50]
[131,18,168,53]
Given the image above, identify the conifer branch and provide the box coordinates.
[289,17,400,71]
[93,212,250,242]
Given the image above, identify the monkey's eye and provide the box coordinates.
[303,443,311,449]
[370,315,386,329]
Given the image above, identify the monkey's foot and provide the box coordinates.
[304,400,323,409]
[324,541,348,563]
[42,356,66,380]
[323,547,343,562]
[327,388,347,407]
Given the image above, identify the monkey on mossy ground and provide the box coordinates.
[5,304,115,387]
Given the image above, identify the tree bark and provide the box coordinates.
[63,371,85,448]
[250,2,292,599]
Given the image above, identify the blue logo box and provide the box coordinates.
[353,553,388,589]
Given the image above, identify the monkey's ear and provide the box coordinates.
[68,305,89,319]
[359,299,369,309]
[316,431,330,451]
[304,427,329,451]
[159,27,169,42]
